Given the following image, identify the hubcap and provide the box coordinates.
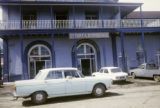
[36,94,43,101]
[96,88,103,95]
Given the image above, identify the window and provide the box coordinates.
[85,12,99,20]
[111,68,121,73]
[46,71,63,79]
[139,64,145,69]
[64,70,80,78]
[99,69,103,73]
[104,69,109,73]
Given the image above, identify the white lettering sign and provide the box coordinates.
[69,33,109,39]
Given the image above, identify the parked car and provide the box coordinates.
[92,67,128,81]
[13,68,112,104]
[129,63,160,82]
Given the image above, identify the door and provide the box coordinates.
[81,59,92,76]
[45,71,66,97]
[36,61,45,74]
[64,70,86,95]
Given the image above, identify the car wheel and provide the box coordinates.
[153,75,160,82]
[131,72,136,79]
[92,84,106,97]
[31,91,47,105]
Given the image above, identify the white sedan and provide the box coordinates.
[13,68,112,104]
[92,67,128,81]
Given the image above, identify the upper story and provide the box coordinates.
[0,0,160,33]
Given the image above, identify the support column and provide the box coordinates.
[3,38,9,82]
[20,34,28,80]
[141,32,147,63]
[118,6,122,28]
[140,5,143,27]
[111,35,118,67]
[120,32,127,72]
[51,34,56,67]
[50,6,53,29]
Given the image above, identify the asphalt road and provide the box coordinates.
[0,78,160,108]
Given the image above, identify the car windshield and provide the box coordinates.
[34,71,43,80]
[111,68,121,73]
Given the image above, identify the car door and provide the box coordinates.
[44,70,66,97]
[144,64,158,78]
[136,64,146,77]
[64,70,86,95]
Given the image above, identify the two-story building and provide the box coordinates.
[0,0,160,81]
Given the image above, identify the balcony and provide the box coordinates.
[0,19,160,30]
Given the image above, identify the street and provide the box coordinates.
[0,79,160,108]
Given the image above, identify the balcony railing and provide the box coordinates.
[0,19,160,30]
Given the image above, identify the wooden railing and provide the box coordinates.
[0,19,160,30]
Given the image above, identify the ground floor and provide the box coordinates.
[2,33,160,81]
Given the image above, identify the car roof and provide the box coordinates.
[40,67,78,72]
[101,67,120,69]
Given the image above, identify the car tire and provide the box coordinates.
[31,91,47,105]
[131,72,136,79]
[153,75,160,82]
[92,84,106,97]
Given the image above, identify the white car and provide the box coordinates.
[13,68,112,104]
[92,67,128,81]
[129,63,160,82]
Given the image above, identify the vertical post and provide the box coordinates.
[51,34,55,67]
[20,34,26,79]
[50,6,53,29]
[140,5,143,27]
[111,35,118,67]
[72,6,77,67]
[3,38,9,82]
[120,32,127,72]
[100,6,104,28]
[141,32,147,63]
[20,5,22,29]
[118,6,122,28]
[72,6,76,28]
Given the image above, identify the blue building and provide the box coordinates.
[0,0,160,81]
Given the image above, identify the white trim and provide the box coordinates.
[28,44,52,79]
[77,43,97,73]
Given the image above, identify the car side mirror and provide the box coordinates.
[66,76,72,79]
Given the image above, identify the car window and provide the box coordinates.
[46,71,63,79]
[146,64,158,70]
[139,65,145,69]
[104,69,109,73]
[99,69,103,73]
[64,70,80,78]
[111,68,121,73]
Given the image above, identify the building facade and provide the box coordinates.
[0,0,160,81]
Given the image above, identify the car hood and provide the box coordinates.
[93,72,128,77]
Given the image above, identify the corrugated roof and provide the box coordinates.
[127,11,160,19]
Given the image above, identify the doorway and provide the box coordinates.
[28,44,52,79]
[76,43,97,76]
[81,59,92,76]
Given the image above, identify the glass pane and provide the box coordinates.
[30,47,39,56]
[30,61,35,79]
[45,60,52,68]
[47,71,62,79]
[86,45,94,54]
[77,45,85,54]
[41,46,50,55]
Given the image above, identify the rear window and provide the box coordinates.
[111,68,121,73]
